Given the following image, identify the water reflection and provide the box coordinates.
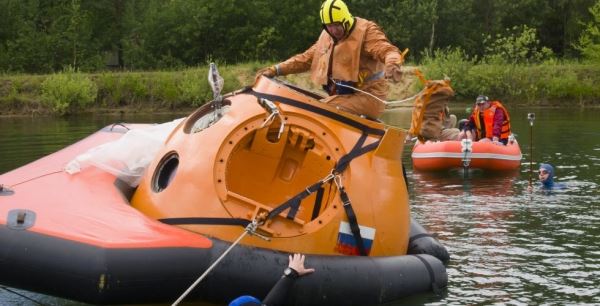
[386,105,600,305]
[0,114,183,174]
[408,167,599,304]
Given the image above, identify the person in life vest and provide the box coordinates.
[458,95,512,145]
[255,0,405,119]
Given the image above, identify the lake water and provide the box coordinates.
[1,105,599,305]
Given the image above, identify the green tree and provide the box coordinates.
[574,0,600,62]
[483,25,554,64]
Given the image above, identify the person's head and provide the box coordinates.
[538,163,555,188]
[229,295,261,306]
[475,95,491,110]
[320,0,354,41]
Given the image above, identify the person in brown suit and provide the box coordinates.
[255,0,405,119]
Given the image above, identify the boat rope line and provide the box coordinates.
[246,89,385,137]
[108,122,131,132]
[331,78,425,106]
[171,219,267,306]
[0,286,49,306]
[413,254,442,296]
[411,152,522,160]
[7,170,64,188]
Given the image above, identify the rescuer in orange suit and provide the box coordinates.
[255,0,405,119]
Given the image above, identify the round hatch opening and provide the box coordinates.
[152,152,179,192]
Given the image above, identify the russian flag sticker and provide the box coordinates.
[335,221,375,255]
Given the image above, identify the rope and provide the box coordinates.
[386,90,424,105]
[331,79,423,105]
[171,219,263,306]
[8,170,63,188]
[109,123,130,131]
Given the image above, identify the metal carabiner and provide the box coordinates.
[321,172,336,184]
[258,98,285,140]
[333,173,343,189]
[245,218,270,241]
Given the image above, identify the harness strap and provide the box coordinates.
[266,180,325,221]
[247,89,385,137]
[311,187,325,220]
[335,133,381,173]
[161,92,383,256]
[339,186,367,256]
[159,217,251,228]
[286,198,302,220]
[266,132,379,218]
[414,254,442,295]
[408,232,434,244]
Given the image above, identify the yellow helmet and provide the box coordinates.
[320,0,355,33]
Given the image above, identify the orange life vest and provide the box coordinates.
[473,101,511,140]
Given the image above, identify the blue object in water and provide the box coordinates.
[229,295,262,306]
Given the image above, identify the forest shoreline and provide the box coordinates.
[1,62,599,117]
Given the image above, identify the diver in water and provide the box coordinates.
[229,253,315,306]
[529,163,566,191]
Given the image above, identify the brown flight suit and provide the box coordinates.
[276,17,402,119]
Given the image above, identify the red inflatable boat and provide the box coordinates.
[411,139,522,171]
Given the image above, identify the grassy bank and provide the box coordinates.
[0,63,258,116]
[1,61,599,116]
[420,50,600,106]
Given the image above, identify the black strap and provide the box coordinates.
[334,133,381,173]
[264,131,379,257]
[159,88,385,236]
[408,233,434,244]
[267,180,324,221]
[402,161,409,191]
[266,132,379,220]
[339,187,367,256]
[247,89,385,137]
[158,217,251,228]
[414,254,442,295]
[285,198,302,220]
[311,187,325,220]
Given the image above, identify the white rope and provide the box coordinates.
[171,221,260,306]
[386,91,423,105]
[331,79,423,105]
[332,80,388,104]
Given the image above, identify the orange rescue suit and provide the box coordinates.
[473,101,511,140]
[276,17,402,119]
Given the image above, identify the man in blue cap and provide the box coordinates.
[538,163,556,189]
[529,163,566,191]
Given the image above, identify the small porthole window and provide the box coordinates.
[152,152,179,192]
